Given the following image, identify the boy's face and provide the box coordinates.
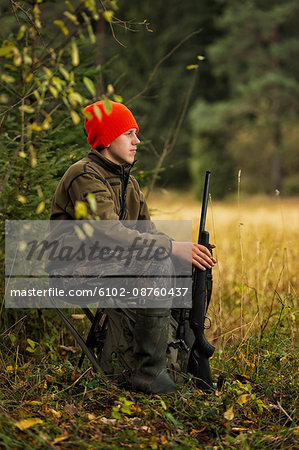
[103,128,140,165]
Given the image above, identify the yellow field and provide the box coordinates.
[148,190,298,348]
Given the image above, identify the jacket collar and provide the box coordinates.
[87,150,134,175]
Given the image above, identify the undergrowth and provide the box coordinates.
[0,309,298,449]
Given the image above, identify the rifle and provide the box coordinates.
[187,170,215,391]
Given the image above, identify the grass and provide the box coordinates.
[0,192,298,448]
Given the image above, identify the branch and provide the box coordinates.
[127,29,202,105]
[145,68,198,199]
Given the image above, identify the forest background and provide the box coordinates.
[0,0,298,449]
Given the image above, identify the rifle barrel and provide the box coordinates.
[199,171,211,236]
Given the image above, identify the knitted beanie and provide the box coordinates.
[84,100,139,149]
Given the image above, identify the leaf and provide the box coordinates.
[17,195,27,204]
[6,366,14,372]
[70,110,80,125]
[51,433,69,445]
[86,193,97,213]
[64,11,79,25]
[160,399,167,410]
[82,222,94,237]
[237,394,252,406]
[93,105,102,121]
[71,314,85,319]
[36,201,45,215]
[15,418,43,430]
[197,55,205,61]
[83,76,96,96]
[107,84,114,95]
[71,38,79,66]
[31,123,42,132]
[103,10,114,23]
[59,65,70,81]
[64,404,77,415]
[69,92,83,106]
[103,98,112,114]
[224,406,234,421]
[24,401,43,406]
[74,201,87,219]
[49,85,58,98]
[17,25,27,40]
[74,224,86,240]
[29,145,37,168]
[186,64,199,70]
[19,105,35,113]
[113,94,123,103]
[45,408,61,418]
[1,74,15,83]
[27,338,36,348]
[53,20,69,35]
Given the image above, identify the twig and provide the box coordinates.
[127,29,202,105]
[277,401,293,423]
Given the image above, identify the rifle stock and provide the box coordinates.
[187,171,215,391]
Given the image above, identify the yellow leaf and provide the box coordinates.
[71,38,79,66]
[53,20,69,35]
[197,55,205,61]
[86,193,97,213]
[45,408,61,418]
[30,123,42,132]
[6,365,14,372]
[223,406,234,421]
[49,85,58,98]
[83,76,96,96]
[24,400,43,406]
[1,74,15,83]
[43,66,53,78]
[107,84,114,95]
[15,418,43,430]
[36,201,45,215]
[237,394,252,405]
[69,91,83,106]
[64,11,79,25]
[59,65,70,81]
[113,94,123,103]
[82,222,94,237]
[29,144,37,167]
[74,201,87,219]
[17,25,27,40]
[103,10,114,23]
[25,72,34,83]
[19,151,26,158]
[51,433,69,445]
[186,64,199,70]
[19,105,35,113]
[74,224,86,240]
[70,110,80,125]
[17,195,27,204]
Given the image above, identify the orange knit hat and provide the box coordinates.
[84,100,139,149]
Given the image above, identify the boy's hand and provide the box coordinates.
[172,242,217,270]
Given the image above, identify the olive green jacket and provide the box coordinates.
[50,150,172,253]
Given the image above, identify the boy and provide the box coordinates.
[50,100,216,393]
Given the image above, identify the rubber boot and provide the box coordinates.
[131,308,177,394]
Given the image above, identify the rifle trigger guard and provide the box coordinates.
[204,316,212,329]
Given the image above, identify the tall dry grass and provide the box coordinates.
[148,190,298,351]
